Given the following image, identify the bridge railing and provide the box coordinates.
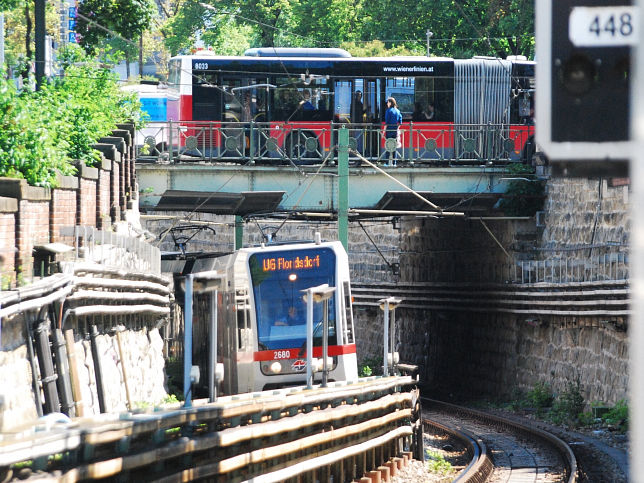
[136,121,534,165]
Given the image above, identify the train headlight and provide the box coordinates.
[269,361,282,374]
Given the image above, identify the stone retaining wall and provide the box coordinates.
[141,172,630,408]
[0,312,168,430]
[356,173,630,406]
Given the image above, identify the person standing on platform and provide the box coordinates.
[383,97,402,166]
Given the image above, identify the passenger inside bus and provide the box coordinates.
[352,90,364,123]
[301,90,315,110]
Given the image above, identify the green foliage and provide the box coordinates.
[602,399,628,432]
[0,0,18,10]
[359,364,372,377]
[341,40,421,57]
[46,45,142,166]
[426,450,454,475]
[162,0,533,59]
[498,163,545,217]
[77,0,156,57]
[0,45,142,187]
[359,356,383,377]
[0,70,72,186]
[526,381,554,410]
[161,394,181,405]
[549,377,585,425]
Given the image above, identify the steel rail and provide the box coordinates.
[422,398,577,483]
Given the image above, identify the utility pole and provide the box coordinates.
[139,36,143,77]
[35,0,46,88]
[426,30,433,57]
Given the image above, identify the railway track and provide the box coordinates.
[422,398,576,482]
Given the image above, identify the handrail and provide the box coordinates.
[0,376,420,482]
[136,120,535,165]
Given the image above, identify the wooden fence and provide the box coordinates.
[0,376,421,482]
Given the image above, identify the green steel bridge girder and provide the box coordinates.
[136,162,512,215]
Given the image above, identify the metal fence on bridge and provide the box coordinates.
[136,121,534,165]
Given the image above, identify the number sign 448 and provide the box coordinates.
[569,6,639,47]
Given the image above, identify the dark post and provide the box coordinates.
[34,0,46,89]
[53,329,76,417]
[34,319,61,414]
[90,325,107,413]
[25,316,43,417]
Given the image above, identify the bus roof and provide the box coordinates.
[244,47,352,58]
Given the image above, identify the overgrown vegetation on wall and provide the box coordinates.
[498,163,545,217]
[0,45,142,188]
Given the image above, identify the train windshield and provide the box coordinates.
[249,247,337,351]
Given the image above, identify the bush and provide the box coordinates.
[359,356,383,377]
[0,70,73,186]
[550,378,585,425]
[426,450,454,476]
[0,45,143,187]
[603,399,628,432]
[526,381,554,410]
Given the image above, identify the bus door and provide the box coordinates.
[334,80,353,124]
[361,79,381,158]
[220,77,251,158]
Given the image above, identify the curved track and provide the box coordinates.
[422,398,577,482]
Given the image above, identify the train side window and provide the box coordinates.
[236,290,251,350]
[342,281,355,344]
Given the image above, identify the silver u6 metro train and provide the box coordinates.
[188,238,359,395]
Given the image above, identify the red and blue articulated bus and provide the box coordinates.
[162,48,535,165]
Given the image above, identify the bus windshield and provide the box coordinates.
[249,247,337,351]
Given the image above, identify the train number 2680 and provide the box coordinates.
[273,350,292,360]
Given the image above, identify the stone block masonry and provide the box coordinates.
[75,328,168,416]
[379,173,631,407]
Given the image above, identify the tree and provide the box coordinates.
[289,0,363,47]
[159,0,534,59]
[0,0,18,11]
[77,0,156,76]
[1,0,58,77]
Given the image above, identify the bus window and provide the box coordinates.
[334,80,352,123]
[273,77,332,121]
[222,78,243,122]
[168,59,181,89]
[385,77,415,119]
[253,85,269,122]
[433,76,454,122]
[363,79,380,123]
[192,70,220,121]
[273,79,301,121]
